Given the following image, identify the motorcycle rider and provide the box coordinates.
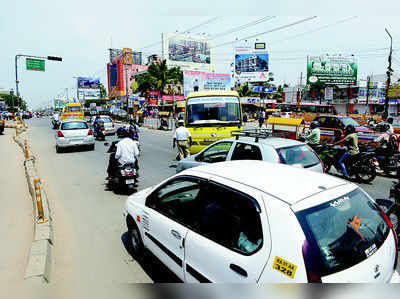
[106,127,139,180]
[51,112,60,127]
[333,124,359,178]
[173,120,192,161]
[303,121,321,149]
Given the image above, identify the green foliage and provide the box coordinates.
[136,60,183,96]
[0,93,27,110]
[99,83,107,98]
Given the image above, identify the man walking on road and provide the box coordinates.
[173,120,192,161]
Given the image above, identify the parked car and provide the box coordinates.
[90,115,116,135]
[55,120,95,153]
[176,132,324,173]
[124,160,400,282]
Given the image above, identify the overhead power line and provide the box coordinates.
[211,16,276,39]
[268,16,358,46]
[214,16,318,48]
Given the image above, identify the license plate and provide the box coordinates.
[70,139,83,143]
[125,179,135,184]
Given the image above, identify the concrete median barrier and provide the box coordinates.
[12,123,53,283]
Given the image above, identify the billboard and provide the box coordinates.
[307,55,358,85]
[183,71,231,98]
[78,89,100,100]
[109,48,123,63]
[77,77,100,89]
[234,44,269,83]
[388,82,400,99]
[163,33,215,72]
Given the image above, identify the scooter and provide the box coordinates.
[359,143,399,176]
[94,122,106,141]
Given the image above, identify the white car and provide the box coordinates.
[90,115,116,135]
[124,161,400,283]
[55,120,95,153]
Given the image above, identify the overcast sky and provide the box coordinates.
[2,0,400,109]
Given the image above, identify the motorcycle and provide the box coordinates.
[314,143,377,183]
[105,141,138,193]
[375,172,400,242]
[52,119,60,129]
[94,122,106,141]
[359,143,399,176]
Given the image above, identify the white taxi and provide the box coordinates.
[124,161,400,283]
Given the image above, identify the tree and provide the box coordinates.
[99,83,107,99]
[136,59,183,96]
[238,83,253,97]
[0,93,27,111]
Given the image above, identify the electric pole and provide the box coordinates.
[384,28,393,119]
[366,75,371,106]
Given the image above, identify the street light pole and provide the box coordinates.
[384,28,393,119]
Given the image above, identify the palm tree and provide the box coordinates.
[238,83,253,97]
[147,60,183,96]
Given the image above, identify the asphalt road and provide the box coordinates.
[22,118,397,291]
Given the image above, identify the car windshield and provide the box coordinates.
[61,122,88,130]
[186,96,241,126]
[341,117,360,128]
[276,145,320,168]
[296,188,390,276]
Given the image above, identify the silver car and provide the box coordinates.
[90,115,116,135]
[55,120,95,153]
[176,135,324,173]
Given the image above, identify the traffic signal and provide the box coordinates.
[47,56,62,61]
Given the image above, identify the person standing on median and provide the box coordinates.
[173,120,192,161]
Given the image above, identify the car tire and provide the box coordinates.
[88,144,95,151]
[56,145,62,153]
[129,224,144,260]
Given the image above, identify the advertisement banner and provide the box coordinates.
[77,77,100,89]
[252,86,276,93]
[0,100,6,109]
[307,55,358,85]
[183,71,231,98]
[324,87,333,101]
[54,99,67,109]
[123,48,133,65]
[234,44,269,83]
[388,82,400,98]
[109,48,123,63]
[78,89,100,100]
[163,33,215,72]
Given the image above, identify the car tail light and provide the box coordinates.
[88,129,93,136]
[376,204,398,270]
[57,131,64,137]
[302,239,322,283]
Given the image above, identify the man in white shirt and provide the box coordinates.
[173,120,192,161]
[107,128,139,179]
[374,117,394,143]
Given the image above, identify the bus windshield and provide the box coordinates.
[67,106,82,113]
[186,96,241,126]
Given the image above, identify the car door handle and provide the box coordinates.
[171,230,181,240]
[230,264,248,277]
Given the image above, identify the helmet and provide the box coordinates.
[117,127,128,138]
[387,117,394,124]
[310,121,320,129]
[345,124,356,135]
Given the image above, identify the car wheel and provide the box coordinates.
[56,145,62,153]
[89,144,95,151]
[129,225,144,259]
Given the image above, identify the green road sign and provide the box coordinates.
[26,58,45,71]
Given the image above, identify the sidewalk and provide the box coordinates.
[0,129,35,292]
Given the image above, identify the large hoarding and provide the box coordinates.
[183,71,231,98]
[77,77,101,100]
[162,33,215,72]
[234,44,269,83]
[307,55,358,85]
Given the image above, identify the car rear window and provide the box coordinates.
[61,122,88,130]
[102,117,111,123]
[295,188,390,276]
[276,145,320,168]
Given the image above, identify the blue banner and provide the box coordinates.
[77,77,100,89]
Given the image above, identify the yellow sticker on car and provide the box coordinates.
[272,256,298,279]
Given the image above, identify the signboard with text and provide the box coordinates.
[234,44,269,83]
[184,71,231,98]
[307,55,357,85]
[26,58,45,71]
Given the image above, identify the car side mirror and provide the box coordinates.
[195,153,203,162]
